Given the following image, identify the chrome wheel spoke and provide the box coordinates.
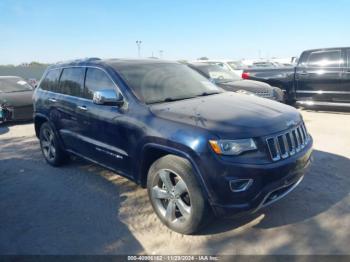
[152,169,192,225]
[49,133,54,143]
[42,128,56,160]
[152,186,171,199]
[174,179,187,195]
[43,130,50,141]
[50,145,56,156]
[175,198,191,218]
[43,148,49,158]
[48,146,52,158]
[159,170,173,191]
[165,200,176,222]
[42,140,50,149]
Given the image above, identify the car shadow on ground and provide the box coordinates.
[198,149,350,235]
[0,136,144,255]
[0,124,9,135]
[1,136,350,254]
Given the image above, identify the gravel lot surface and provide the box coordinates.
[0,109,349,255]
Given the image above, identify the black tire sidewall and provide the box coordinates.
[39,122,66,166]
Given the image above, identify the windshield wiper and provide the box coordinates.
[149,92,221,104]
[149,96,193,104]
[216,79,235,84]
[196,91,221,97]
[163,97,185,102]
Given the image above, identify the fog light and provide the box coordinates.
[229,179,253,192]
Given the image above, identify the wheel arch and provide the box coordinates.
[137,143,211,200]
[34,113,49,138]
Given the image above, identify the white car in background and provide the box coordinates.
[195,60,245,77]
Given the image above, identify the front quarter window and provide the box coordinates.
[84,68,116,99]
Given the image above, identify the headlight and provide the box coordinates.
[209,139,257,155]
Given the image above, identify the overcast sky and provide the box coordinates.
[0,0,349,64]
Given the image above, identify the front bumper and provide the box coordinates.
[206,141,313,217]
[0,106,11,122]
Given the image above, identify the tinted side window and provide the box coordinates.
[84,68,115,99]
[40,69,61,92]
[347,49,350,68]
[307,50,342,68]
[59,68,85,97]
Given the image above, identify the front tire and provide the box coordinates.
[147,155,211,234]
[39,122,68,166]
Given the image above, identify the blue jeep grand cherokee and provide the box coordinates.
[33,58,313,234]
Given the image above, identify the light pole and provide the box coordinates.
[136,40,142,58]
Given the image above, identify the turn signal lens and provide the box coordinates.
[209,140,222,154]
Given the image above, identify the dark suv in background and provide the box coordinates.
[33,58,313,234]
[186,62,285,102]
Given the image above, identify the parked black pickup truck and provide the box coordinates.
[242,47,350,107]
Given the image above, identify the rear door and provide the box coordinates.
[295,49,344,102]
[37,68,61,123]
[55,67,86,153]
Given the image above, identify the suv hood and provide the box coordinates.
[218,79,273,92]
[150,92,301,139]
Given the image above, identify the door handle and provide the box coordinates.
[77,105,88,111]
[49,98,57,103]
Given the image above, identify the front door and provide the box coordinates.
[75,67,132,176]
[296,49,344,102]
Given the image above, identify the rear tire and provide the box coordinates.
[147,155,211,234]
[39,122,69,166]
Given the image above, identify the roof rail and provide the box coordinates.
[55,57,101,65]
[85,57,101,62]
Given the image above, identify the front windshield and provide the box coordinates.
[0,77,33,93]
[115,63,222,104]
[194,65,241,83]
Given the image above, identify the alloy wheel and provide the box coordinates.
[151,169,191,225]
[41,128,56,161]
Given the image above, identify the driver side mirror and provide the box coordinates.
[93,89,124,106]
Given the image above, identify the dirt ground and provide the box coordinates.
[0,109,349,255]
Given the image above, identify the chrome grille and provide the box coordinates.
[254,89,273,98]
[266,122,310,161]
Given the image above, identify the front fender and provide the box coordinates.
[137,141,212,202]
